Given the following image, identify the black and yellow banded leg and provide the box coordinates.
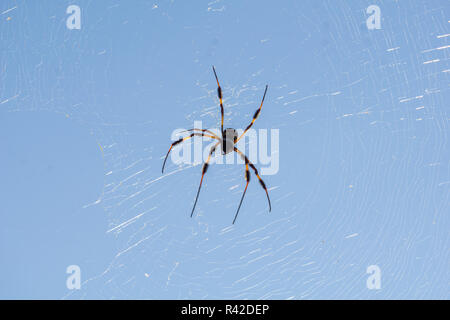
[233,156,251,224]
[191,141,221,218]
[236,85,268,143]
[179,128,221,140]
[212,66,224,133]
[234,147,272,213]
[162,133,219,173]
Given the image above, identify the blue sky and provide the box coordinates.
[0,0,448,299]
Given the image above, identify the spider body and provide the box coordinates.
[222,128,238,154]
[162,66,271,224]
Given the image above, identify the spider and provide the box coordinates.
[162,66,271,224]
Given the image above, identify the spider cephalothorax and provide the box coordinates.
[162,66,271,224]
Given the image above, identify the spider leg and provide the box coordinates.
[178,128,221,140]
[212,66,224,133]
[233,156,250,224]
[234,147,272,212]
[162,133,219,173]
[236,85,268,143]
[191,141,221,218]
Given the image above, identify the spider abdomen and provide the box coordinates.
[222,128,237,154]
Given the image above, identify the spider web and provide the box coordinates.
[0,0,448,299]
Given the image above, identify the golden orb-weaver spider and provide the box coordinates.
[162,66,271,224]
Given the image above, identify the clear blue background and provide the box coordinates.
[0,0,448,299]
